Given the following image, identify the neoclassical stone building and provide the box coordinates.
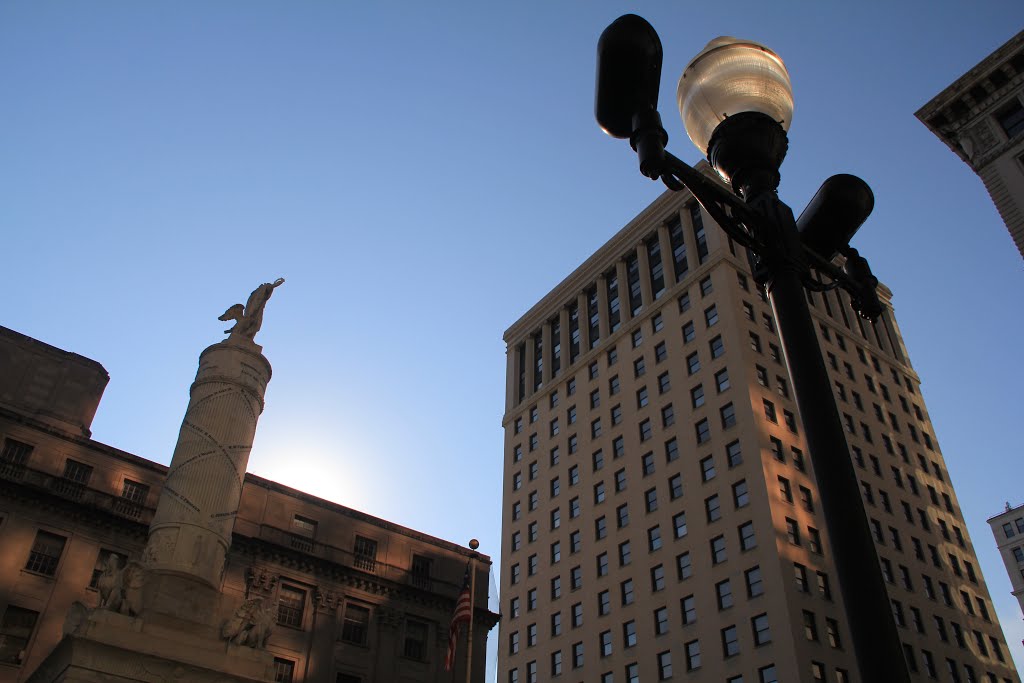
[917,30,1024,259]
[0,325,496,683]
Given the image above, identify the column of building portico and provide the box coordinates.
[558,308,571,374]
[541,322,552,386]
[636,244,653,310]
[657,224,677,287]
[576,293,589,355]
[523,335,535,399]
[616,261,631,326]
[506,346,517,410]
[596,276,610,344]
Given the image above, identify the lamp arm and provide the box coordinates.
[657,151,765,252]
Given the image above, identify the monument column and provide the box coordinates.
[143,278,284,621]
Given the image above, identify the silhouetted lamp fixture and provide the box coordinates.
[596,15,908,683]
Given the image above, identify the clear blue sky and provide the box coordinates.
[2,1,1023,675]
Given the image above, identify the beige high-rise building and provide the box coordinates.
[916,30,1024,259]
[498,185,1020,683]
[0,325,497,683]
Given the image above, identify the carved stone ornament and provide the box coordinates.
[960,119,1000,161]
[220,596,275,649]
[314,588,341,612]
[96,556,144,616]
[245,567,279,596]
[377,606,403,630]
[63,601,90,637]
[219,278,285,343]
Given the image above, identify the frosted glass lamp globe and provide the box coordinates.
[676,37,794,156]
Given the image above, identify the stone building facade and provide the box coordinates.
[987,503,1024,620]
[0,326,496,683]
[917,30,1024,259]
[499,186,1019,682]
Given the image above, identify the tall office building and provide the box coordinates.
[498,184,1020,683]
[917,30,1024,259]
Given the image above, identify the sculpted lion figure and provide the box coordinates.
[96,555,144,617]
[221,597,275,648]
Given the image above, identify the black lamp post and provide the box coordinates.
[596,15,910,683]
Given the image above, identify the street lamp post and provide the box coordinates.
[596,15,910,683]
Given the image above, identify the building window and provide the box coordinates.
[704,305,718,327]
[996,97,1024,138]
[1,438,33,466]
[715,368,730,392]
[726,440,742,467]
[722,625,739,657]
[341,603,370,644]
[658,372,671,394]
[277,585,306,628]
[716,579,733,609]
[620,579,635,605]
[691,384,705,408]
[739,522,757,550]
[648,526,662,551]
[709,336,725,359]
[651,564,665,592]
[669,474,683,500]
[273,658,295,683]
[706,494,721,523]
[720,402,736,429]
[25,530,66,576]
[403,619,429,660]
[700,456,716,481]
[685,639,701,670]
[746,566,764,597]
[598,590,610,615]
[614,540,630,565]
[752,613,771,645]
[654,606,669,634]
[673,511,688,539]
[677,552,692,580]
[711,536,726,564]
[353,537,377,571]
[645,488,658,512]
[695,419,710,444]
[657,650,673,679]
[63,459,93,485]
[121,479,149,505]
[0,605,39,665]
[733,480,749,508]
[687,352,700,375]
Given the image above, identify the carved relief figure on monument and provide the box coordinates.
[220,597,275,648]
[218,278,285,342]
[96,554,145,616]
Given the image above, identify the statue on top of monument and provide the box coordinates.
[219,278,285,343]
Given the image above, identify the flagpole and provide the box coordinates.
[465,539,479,683]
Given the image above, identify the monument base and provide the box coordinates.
[27,607,274,683]
[141,571,221,625]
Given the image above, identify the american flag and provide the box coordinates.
[445,564,473,671]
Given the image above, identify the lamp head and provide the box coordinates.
[595,14,664,139]
[677,37,794,192]
[796,175,875,260]
[677,37,794,154]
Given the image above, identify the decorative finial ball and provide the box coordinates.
[469,539,480,550]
